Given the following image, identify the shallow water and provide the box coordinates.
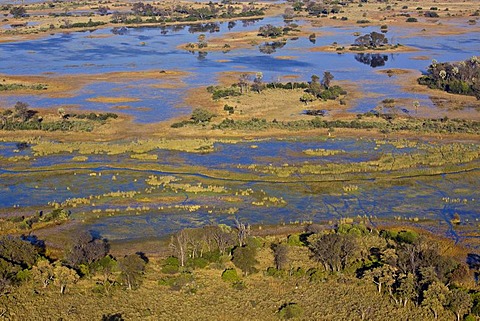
[1,16,479,243]
[0,137,478,243]
[1,17,479,121]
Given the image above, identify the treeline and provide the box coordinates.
[111,2,264,25]
[0,102,118,132]
[60,19,106,29]
[206,72,345,104]
[0,83,47,91]
[1,209,70,232]
[166,221,480,320]
[212,115,480,135]
[0,231,145,295]
[1,219,479,319]
[418,57,480,99]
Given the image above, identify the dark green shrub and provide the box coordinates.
[221,268,240,283]
[278,303,303,319]
[396,230,419,244]
[186,257,208,269]
[287,234,304,246]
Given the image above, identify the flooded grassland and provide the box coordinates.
[0,0,479,253]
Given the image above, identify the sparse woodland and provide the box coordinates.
[0,221,479,320]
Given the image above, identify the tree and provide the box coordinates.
[283,8,295,20]
[354,32,388,48]
[258,24,283,38]
[272,244,288,270]
[238,74,250,94]
[363,264,396,294]
[321,71,334,89]
[234,218,250,247]
[210,224,234,254]
[310,233,357,272]
[170,229,189,267]
[57,107,67,120]
[64,231,109,270]
[190,108,215,124]
[10,6,26,18]
[13,101,29,122]
[251,72,264,93]
[92,255,117,294]
[31,259,54,289]
[197,34,207,48]
[422,281,450,319]
[53,265,79,294]
[117,254,146,290]
[300,93,316,105]
[0,236,38,269]
[449,289,473,321]
[308,75,323,97]
[395,272,418,307]
[98,6,109,15]
[232,245,258,276]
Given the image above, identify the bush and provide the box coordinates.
[424,11,439,18]
[232,245,258,275]
[223,104,234,114]
[186,257,208,269]
[161,257,179,274]
[266,267,285,278]
[278,303,303,319]
[221,268,240,283]
[406,17,418,22]
[287,234,304,246]
[158,272,194,291]
[191,108,216,123]
[396,230,418,244]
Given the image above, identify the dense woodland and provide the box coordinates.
[0,219,479,320]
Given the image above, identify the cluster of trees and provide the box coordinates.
[307,225,478,320]
[1,218,480,319]
[300,72,346,104]
[59,18,106,29]
[418,57,480,99]
[353,31,389,49]
[0,102,118,132]
[0,232,147,295]
[259,40,286,54]
[171,108,216,128]
[111,2,264,24]
[304,2,342,16]
[257,24,287,38]
[161,220,480,319]
[9,6,27,18]
[4,209,70,231]
[213,114,480,134]
[204,72,343,107]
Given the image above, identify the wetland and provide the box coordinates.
[0,0,479,319]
